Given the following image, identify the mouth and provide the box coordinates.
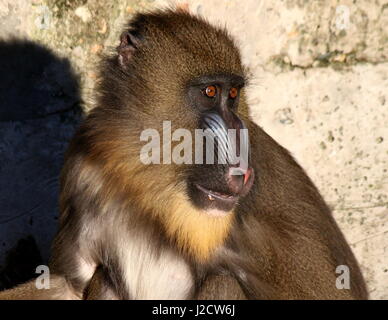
[194,167,254,214]
[195,184,239,203]
[194,183,239,216]
[188,166,255,215]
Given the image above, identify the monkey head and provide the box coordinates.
[91,10,255,260]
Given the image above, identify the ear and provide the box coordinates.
[117,30,142,68]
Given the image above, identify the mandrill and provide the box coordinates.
[0,9,367,300]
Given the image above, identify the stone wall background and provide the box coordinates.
[0,0,386,298]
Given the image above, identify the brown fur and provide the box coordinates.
[197,275,247,300]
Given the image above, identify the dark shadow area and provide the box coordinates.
[0,39,82,290]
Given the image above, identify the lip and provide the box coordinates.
[195,183,239,203]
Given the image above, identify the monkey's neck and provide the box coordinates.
[161,195,234,262]
[94,153,233,262]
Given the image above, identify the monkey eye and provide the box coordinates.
[229,87,238,99]
[203,85,217,98]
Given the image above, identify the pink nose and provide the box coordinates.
[226,167,253,194]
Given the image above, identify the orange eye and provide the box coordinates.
[204,85,217,98]
[229,87,238,99]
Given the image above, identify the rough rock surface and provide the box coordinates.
[0,0,386,298]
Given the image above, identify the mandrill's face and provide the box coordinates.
[135,71,255,217]
[183,73,255,216]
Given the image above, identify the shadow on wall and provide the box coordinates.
[0,39,82,289]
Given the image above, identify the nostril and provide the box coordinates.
[243,167,253,185]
